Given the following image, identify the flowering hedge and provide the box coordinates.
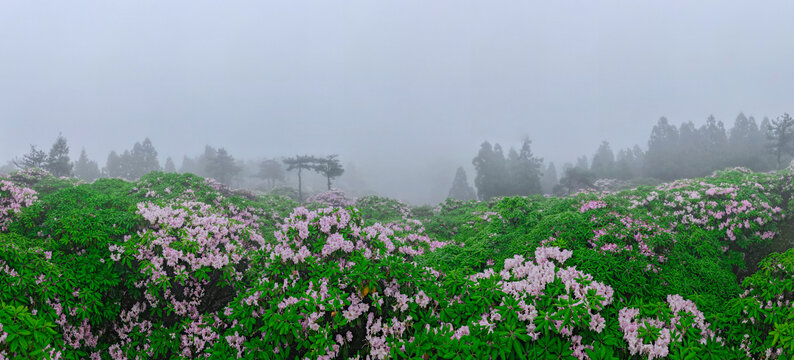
[0,180,37,231]
[306,190,355,209]
[0,168,792,359]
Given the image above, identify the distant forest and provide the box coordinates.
[451,113,792,201]
[3,112,792,204]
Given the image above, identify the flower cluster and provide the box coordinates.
[0,179,38,231]
[588,211,672,264]
[618,294,716,359]
[271,207,448,264]
[306,190,355,208]
[628,174,782,246]
[579,200,608,213]
[463,246,614,359]
[106,200,265,356]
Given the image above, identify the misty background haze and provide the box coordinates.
[2,1,793,204]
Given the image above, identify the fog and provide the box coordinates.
[2,1,793,204]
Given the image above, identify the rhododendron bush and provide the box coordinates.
[306,190,355,209]
[0,168,792,359]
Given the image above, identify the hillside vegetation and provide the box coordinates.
[0,168,792,359]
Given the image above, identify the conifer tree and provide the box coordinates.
[472,142,497,200]
[540,162,558,194]
[138,138,161,176]
[257,159,285,190]
[13,145,48,170]
[104,151,125,178]
[644,117,680,180]
[448,167,476,201]
[314,155,345,190]
[284,155,321,203]
[180,156,198,174]
[590,141,615,179]
[45,134,73,177]
[767,113,794,170]
[74,148,101,182]
[510,137,543,195]
[206,148,241,185]
[163,157,176,173]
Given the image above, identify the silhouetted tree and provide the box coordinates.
[674,121,704,178]
[614,148,636,180]
[492,144,509,196]
[575,155,589,171]
[45,134,73,177]
[125,138,160,179]
[163,157,176,173]
[508,137,543,195]
[257,159,285,190]
[448,167,476,201]
[284,155,321,203]
[206,148,242,185]
[195,146,218,178]
[138,138,161,175]
[473,142,503,200]
[767,113,794,170]
[314,155,345,190]
[119,150,134,179]
[74,148,101,182]
[13,145,48,169]
[728,113,768,171]
[590,141,615,179]
[644,117,680,180]
[554,167,596,195]
[104,151,125,178]
[699,115,728,171]
[540,162,558,194]
[180,156,199,174]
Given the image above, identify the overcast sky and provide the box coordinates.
[2,1,793,204]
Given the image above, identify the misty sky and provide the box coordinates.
[2,1,793,204]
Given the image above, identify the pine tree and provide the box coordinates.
[677,121,705,178]
[206,148,242,185]
[196,146,218,178]
[510,137,543,195]
[472,142,497,200]
[644,117,680,180]
[45,134,73,177]
[540,162,558,194]
[284,155,321,203]
[124,138,160,179]
[314,155,345,190]
[767,113,794,170]
[104,151,124,178]
[575,155,589,171]
[13,145,48,169]
[555,167,596,195]
[699,115,728,173]
[139,138,161,176]
[74,149,101,182]
[614,148,635,180]
[728,113,768,170]
[506,148,521,196]
[180,156,198,174]
[119,150,133,179]
[257,159,285,190]
[590,141,615,179]
[164,157,176,173]
[448,167,476,201]
[491,144,509,197]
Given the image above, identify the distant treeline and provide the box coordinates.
[451,113,792,201]
[5,136,344,202]
[7,137,262,187]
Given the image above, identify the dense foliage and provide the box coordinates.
[0,168,792,359]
